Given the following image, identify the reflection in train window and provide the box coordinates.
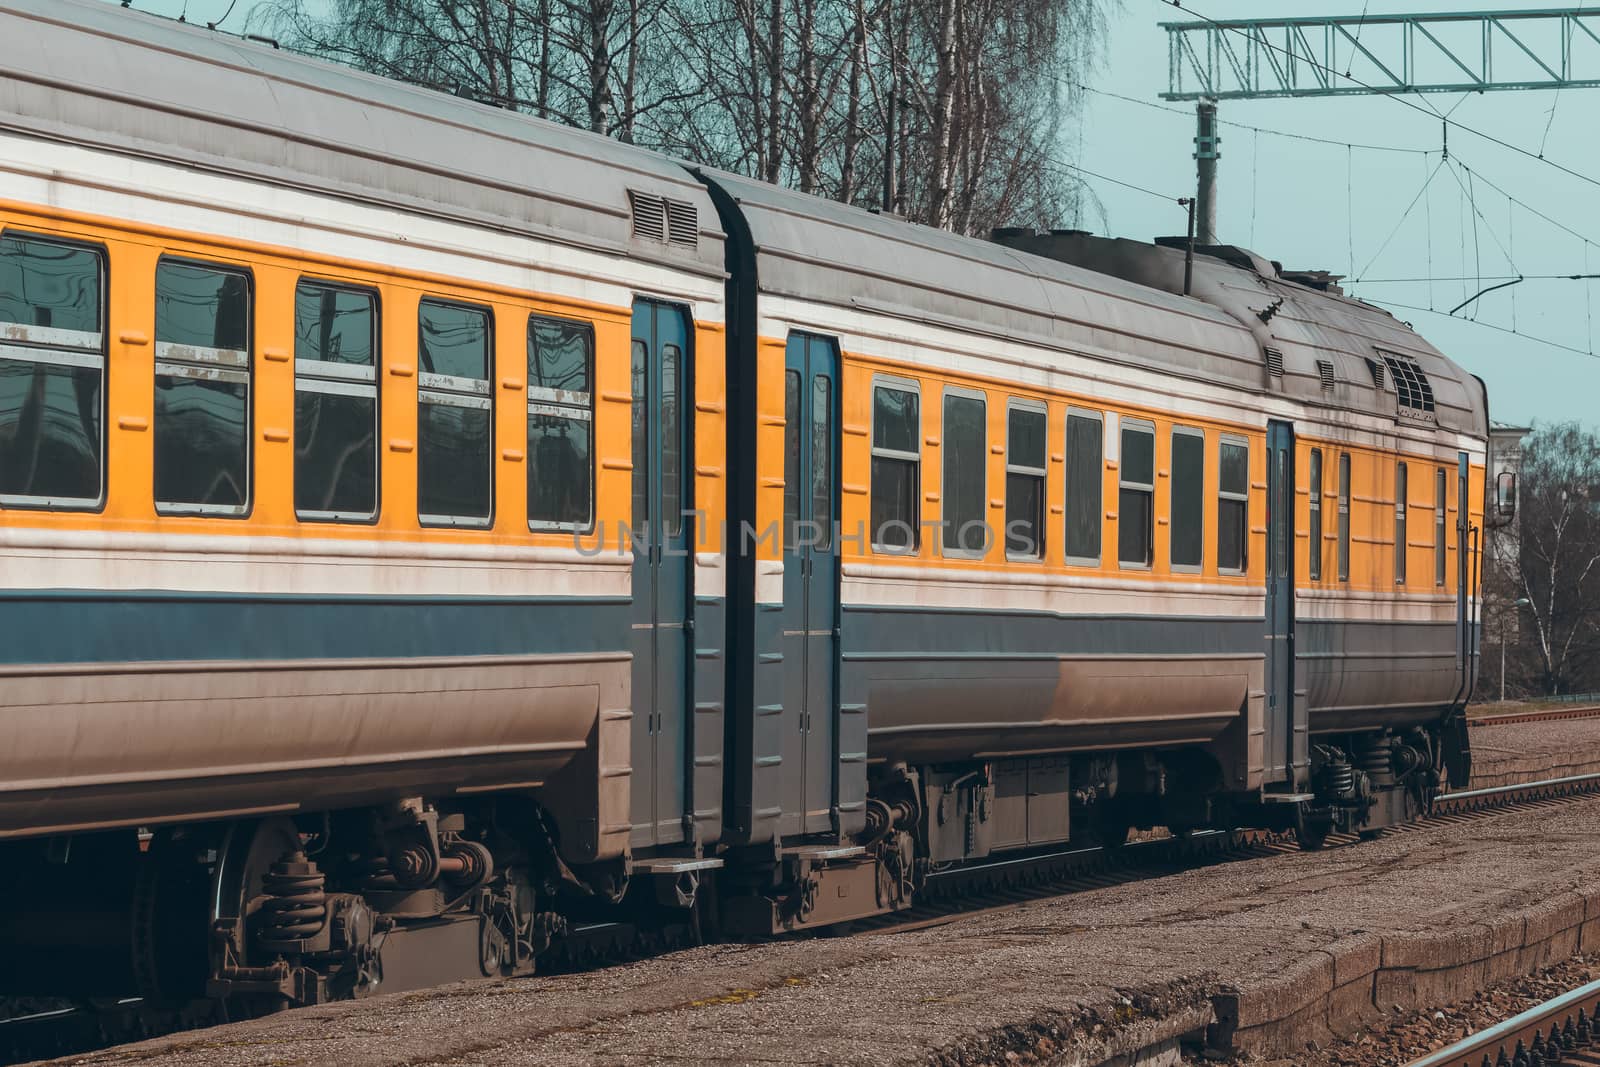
[1395,461,1408,585]
[418,300,492,526]
[527,315,593,529]
[1006,401,1046,560]
[1218,437,1249,574]
[942,389,985,555]
[1064,409,1102,564]
[1308,448,1323,580]
[1338,452,1351,581]
[0,234,105,509]
[1170,426,1204,570]
[1118,420,1155,567]
[294,281,378,521]
[871,380,920,552]
[154,260,251,515]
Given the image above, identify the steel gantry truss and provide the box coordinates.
[1163,9,1600,100]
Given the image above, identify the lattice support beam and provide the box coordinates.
[1164,9,1600,100]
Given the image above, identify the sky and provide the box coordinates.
[111,0,1599,428]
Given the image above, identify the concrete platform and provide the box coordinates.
[1467,715,1600,788]
[44,791,1600,1067]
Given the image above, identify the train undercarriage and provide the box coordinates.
[0,726,1445,1022]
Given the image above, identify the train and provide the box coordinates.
[0,0,1506,1010]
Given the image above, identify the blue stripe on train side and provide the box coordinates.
[0,591,631,664]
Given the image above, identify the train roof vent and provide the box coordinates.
[1317,359,1336,389]
[629,191,698,248]
[665,198,699,248]
[1264,346,1285,377]
[1381,352,1436,414]
[1366,357,1386,391]
[630,191,667,242]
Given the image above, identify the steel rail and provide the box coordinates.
[1404,976,1600,1066]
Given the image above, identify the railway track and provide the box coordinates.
[1404,976,1600,1066]
[6,771,1600,1067]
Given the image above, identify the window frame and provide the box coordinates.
[1435,466,1448,586]
[1116,417,1156,570]
[152,256,255,519]
[1005,396,1048,562]
[0,230,110,512]
[527,312,596,533]
[415,297,495,529]
[1338,452,1352,582]
[940,384,988,559]
[870,374,922,554]
[1064,407,1104,567]
[1394,460,1408,585]
[292,277,381,524]
[1217,433,1250,576]
[1307,447,1322,581]
[1169,424,1206,573]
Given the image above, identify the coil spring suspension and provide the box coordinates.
[259,851,327,946]
[1322,759,1356,801]
[1356,739,1393,776]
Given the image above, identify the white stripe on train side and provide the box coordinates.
[0,130,726,323]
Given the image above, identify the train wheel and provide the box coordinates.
[207,817,305,1010]
[1294,805,1332,851]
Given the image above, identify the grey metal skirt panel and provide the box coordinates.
[1298,617,1474,734]
[843,607,1264,766]
[0,651,632,853]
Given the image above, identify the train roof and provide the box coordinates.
[701,170,1488,439]
[0,0,725,280]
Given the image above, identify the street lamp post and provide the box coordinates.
[1501,597,1532,703]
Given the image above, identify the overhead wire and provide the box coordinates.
[1369,298,1600,360]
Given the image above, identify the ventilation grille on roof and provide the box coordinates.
[1317,360,1335,389]
[1380,352,1436,415]
[1264,346,1285,377]
[630,190,698,248]
[1366,357,1386,391]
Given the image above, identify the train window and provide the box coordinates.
[1170,427,1204,571]
[0,234,105,509]
[1218,436,1248,574]
[785,370,801,540]
[1394,461,1408,585]
[811,374,832,549]
[294,281,378,521]
[1065,409,1102,564]
[1338,453,1351,581]
[418,300,492,526]
[1006,401,1047,560]
[154,260,250,516]
[527,315,594,530]
[871,379,920,552]
[1435,467,1447,586]
[1117,420,1155,567]
[942,389,986,556]
[1308,448,1323,581]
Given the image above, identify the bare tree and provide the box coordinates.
[255,0,1110,237]
[1508,423,1600,695]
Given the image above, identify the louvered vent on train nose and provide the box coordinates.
[1317,359,1336,390]
[1264,346,1285,377]
[629,190,698,248]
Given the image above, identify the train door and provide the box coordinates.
[1264,421,1301,785]
[630,299,692,847]
[781,332,839,836]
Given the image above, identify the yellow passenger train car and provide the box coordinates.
[0,0,1496,1018]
